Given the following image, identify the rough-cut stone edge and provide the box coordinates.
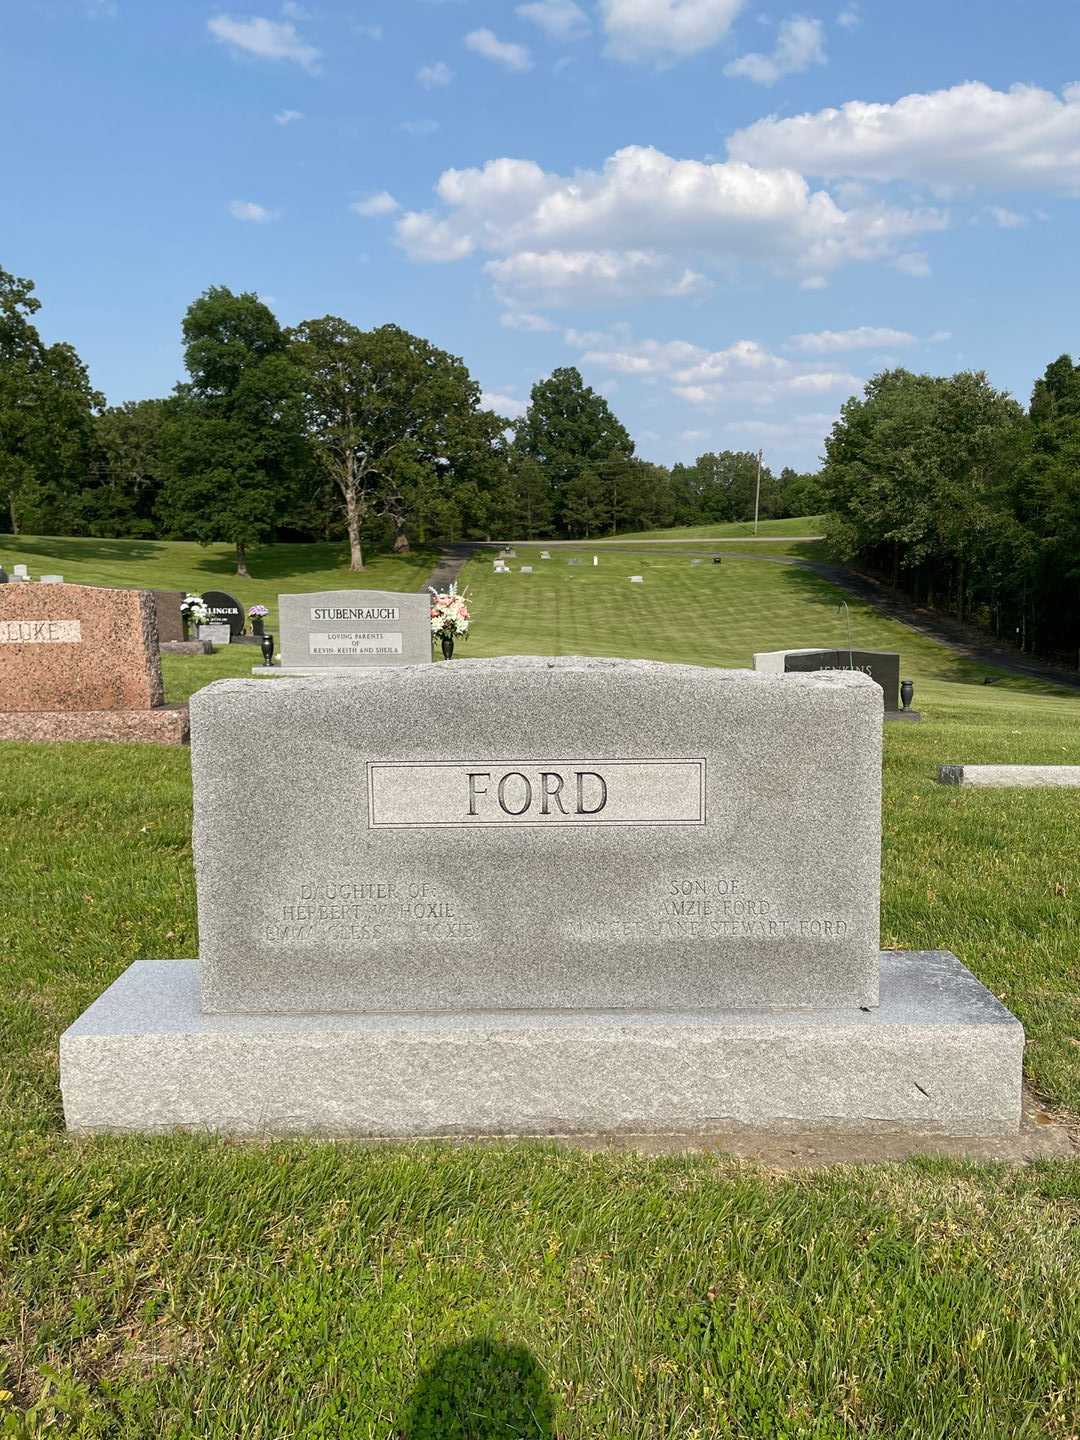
[0,706,189,745]
[60,951,1024,1138]
[938,764,1080,788]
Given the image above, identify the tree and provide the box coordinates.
[157,287,303,574]
[777,466,826,519]
[515,368,633,534]
[0,266,101,534]
[289,319,487,570]
[85,399,173,536]
[562,465,610,538]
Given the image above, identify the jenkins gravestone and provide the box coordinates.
[754,649,901,712]
[267,590,432,674]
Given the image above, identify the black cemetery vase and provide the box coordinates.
[251,617,265,637]
[440,632,455,661]
[900,679,914,710]
[260,633,275,666]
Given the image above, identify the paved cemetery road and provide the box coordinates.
[435,541,1080,691]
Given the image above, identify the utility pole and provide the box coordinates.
[753,449,763,535]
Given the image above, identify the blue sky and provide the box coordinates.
[6,0,1080,470]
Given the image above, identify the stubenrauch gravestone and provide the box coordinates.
[60,657,1022,1136]
[254,590,431,675]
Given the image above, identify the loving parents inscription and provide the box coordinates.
[193,658,883,1013]
[271,590,431,672]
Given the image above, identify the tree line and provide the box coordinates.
[0,267,817,571]
[820,365,1080,664]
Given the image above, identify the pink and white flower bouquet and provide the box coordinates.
[429,583,471,641]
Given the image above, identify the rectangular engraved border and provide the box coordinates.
[367,758,707,829]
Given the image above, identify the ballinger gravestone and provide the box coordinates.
[254,590,431,676]
[201,590,245,637]
[60,657,1023,1137]
[0,582,189,744]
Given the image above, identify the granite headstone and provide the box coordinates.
[266,590,432,675]
[0,582,188,744]
[60,657,1024,1138]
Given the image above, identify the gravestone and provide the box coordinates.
[0,567,6,583]
[540,551,551,559]
[629,576,643,584]
[13,564,29,580]
[198,623,232,647]
[201,590,245,637]
[255,590,431,676]
[520,566,533,574]
[41,575,63,584]
[754,649,914,719]
[61,658,1022,1137]
[691,559,702,567]
[0,582,188,745]
[151,590,185,644]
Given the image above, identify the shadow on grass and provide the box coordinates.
[401,1337,556,1439]
[187,542,437,583]
[0,536,167,565]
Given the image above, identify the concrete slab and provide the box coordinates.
[61,950,1023,1138]
[938,764,1080,788]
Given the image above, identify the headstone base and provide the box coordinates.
[885,710,922,723]
[61,952,1023,1138]
[0,706,189,746]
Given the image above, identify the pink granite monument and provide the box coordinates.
[0,583,189,744]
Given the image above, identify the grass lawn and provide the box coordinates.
[0,535,436,637]
[2,537,1079,1436]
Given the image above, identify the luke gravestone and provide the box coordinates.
[0,583,189,744]
[256,590,431,675]
[61,658,1022,1137]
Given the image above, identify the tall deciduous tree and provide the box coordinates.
[0,266,101,534]
[289,319,488,570]
[515,367,633,532]
[157,287,303,575]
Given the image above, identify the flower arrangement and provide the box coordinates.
[249,604,269,618]
[180,593,209,627]
[429,584,471,640]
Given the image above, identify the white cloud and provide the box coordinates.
[481,390,528,419]
[566,326,861,462]
[786,325,916,353]
[418,61,454,88]
[500,310,558,331]
[208,14,320,72]
[516,0,591,40]
[274,108,304,125]
[351,191,400,218]
[836,2,860,27]
[728,81,1080,192]
[487,250,706,305]
[465,28,533,72]
[599,0,746,63]
[895,250,930,277]
[725,16,826,87]
[229,199,276,222]
[394,143,945,303]
[987,205,1027,228]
